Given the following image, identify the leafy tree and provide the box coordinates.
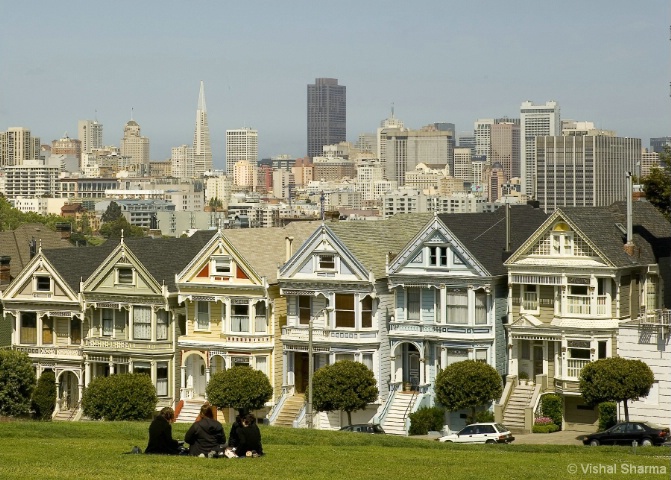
[434,360,502,422]
[579,357,654,421]
[0,196,72,232]
[208,197,223,208]
[99,216,144,238]
[642,146,671,220]
[408,406,445,435]
[206,366,273,415]
[312,360,379,426]
[101,201,123,223]
[31,370,57,420]
[0,350,37,417]
[82,373,158,420]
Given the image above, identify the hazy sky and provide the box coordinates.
[1,1,669,169]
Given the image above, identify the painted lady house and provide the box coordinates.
[174,223,317,423]
[384,206,547,433]
[276,215,431,430]
[500,200,670,432]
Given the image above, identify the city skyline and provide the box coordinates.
[0,1,668,169]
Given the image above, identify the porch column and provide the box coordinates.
[55,382,61,412]
[128,306,134,341]
[78,375,84,405]
[419,356,425,385]
[84,361,91,387]
[180,365,186,399]
[205,367,211,385]
[441,347,448,370]
[37,314,43,346]
[109,355,115,375]
[151,360,157,385]
[151,310,156,342]
[389,356,397,383]
[13,314,19,345]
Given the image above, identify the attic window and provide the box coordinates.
[212,256,232,276]
[35,276,51,291]
[117,268,134,284]
[428,246,448,266]
[317,254,336,270]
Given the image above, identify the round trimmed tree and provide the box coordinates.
[206,366,273,415]
[82,373,158,420]
[0,349,36,417]
[312,360,379,426]
[579,357,654,421]
[434,360,502,422]
[31,370,57,420]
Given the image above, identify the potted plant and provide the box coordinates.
[518,371,530,385]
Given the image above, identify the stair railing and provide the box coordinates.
[494,375,518,424]
[373,382,400,426]
[267,386,290,425]
[69,401,82,421]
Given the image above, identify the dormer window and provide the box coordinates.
[551,223,573,256]
[317,254,336,271]
[212,256,232,277]
[35,276,51,291]
[117,267,134,284]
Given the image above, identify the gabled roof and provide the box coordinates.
[437,205,549,276]
[0,224,73,283]
[221,222,321,283]
[328,214,433,278]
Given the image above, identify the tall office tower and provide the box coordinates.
[453,147,472,181]
[382,127,452,185]
[225,128,258,178]
[78,120,103,154]
[520,100,560,196]
[307,78,346,158]
[474,119,494,160]
[434,122,456,148]
[457,132,476,155]
[0,127,41,167]
[490,122,520,181]
[193,81,212,176]
[171,145,195,180]
[51,134,82,162]
[650,136,671,153]
[535,135,640,213]
[377,108,405,162]
[120,119,150,176]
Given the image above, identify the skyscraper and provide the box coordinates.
[0,127,41,167]
[520,101,560,196]
[226,128,258,179]
[490,121,520,181]
[307,78,346,158]
[120,119,150,175]
[193,81,212,176]
[78,120,103,154]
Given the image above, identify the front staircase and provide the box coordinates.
[52,409,78,421]
[381,391,416,436]
[502,384,535,433]
[273,393,304,427]
[175,400,203,424]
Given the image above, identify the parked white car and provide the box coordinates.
[436,422,515,444]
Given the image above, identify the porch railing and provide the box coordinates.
[522,292,538,311]
[83,338,172,351]
[566,358,590,379]
[566,295,591,315]
[14,345,83,357]
[637,309,671,326]
[282,326,378,341]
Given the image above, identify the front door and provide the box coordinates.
[295,352,309,393]
[533,345,544,377]
[408,351,420,389]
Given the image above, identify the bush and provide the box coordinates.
[206,366,273,415]
[534,416,553,426]
[597,402,617,431]
[408,406,445,435]
[469,409,495,424]
[540,394,562,430]
[31,370,56,420]
[82,373,157,420]
[532,423,560,433]
[518,371,529,380]
[0,349,37,417]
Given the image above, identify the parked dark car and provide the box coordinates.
[339,424,385,434]
[583,422,670,447]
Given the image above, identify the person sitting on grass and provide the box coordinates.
[227,413,243,450]
[185,403,225,458]
[236,414,264,458]
[145,407,181,455]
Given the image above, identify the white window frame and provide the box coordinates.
[316,253,336,271]
[133,306,151,340]
[407,288,421,321]
[34,275,52,292]
[211,256,232,277]
[195,301,210,331]
[231,303,250,333]
[102,309,114,337]
[117,267,134,285]
[446,290,468,324]
[156,310,168,341]
[520,284,539,314]
[428,245,448,267]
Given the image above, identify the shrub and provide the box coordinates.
[206,366,273,415]
[532,423,560,433]
[82,373,157,420]
[408,406,445,435]
[518,371,529,380]
[435,360,503,421]
[597,402,617,431]
[470,409,495,424]
[540,394,562,430]
[0,349,37,417]
[31,370,56,420]
[534,416,553,426]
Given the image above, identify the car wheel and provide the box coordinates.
[485,440,496,444]
[640,438,653,447]
[443,440,453,443]
[589,439,600,447]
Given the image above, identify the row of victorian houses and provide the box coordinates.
[0,199,669,433]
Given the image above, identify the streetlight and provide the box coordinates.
[307,305,331,429]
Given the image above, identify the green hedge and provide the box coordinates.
[82,373,157,421]
[31,370,56,420]
[409,406,445,435]
[541,394,562,430]
[597,402,617,431]
[532,424,560,433]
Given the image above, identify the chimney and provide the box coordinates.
[285,236,294,262]
[624,172,635,256]
[0,256,10,286]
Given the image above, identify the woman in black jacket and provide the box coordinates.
[145,407,181,455]
[236,414,263,457]
[185,403,225,457]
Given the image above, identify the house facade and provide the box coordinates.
[501,201,670,430]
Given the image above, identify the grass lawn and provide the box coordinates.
[0,421,668,480]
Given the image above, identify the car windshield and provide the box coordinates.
[371,424,384,433]
[495,423,508,433]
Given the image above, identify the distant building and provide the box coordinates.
[226,128,258,179]
[520,101,560,196]
[307,78,346,158]
[193,81,213,176]
[120,119,150,176]
[0,127,41,167]
[640,148,660,177]
[171,145,195,180]
[3,159,59,200]
[453,148,472,181]
[650,136,671,154]
[78,120,103,154]
[312,156,355,182]
[51,135,82,166]
[490,121,520,180]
